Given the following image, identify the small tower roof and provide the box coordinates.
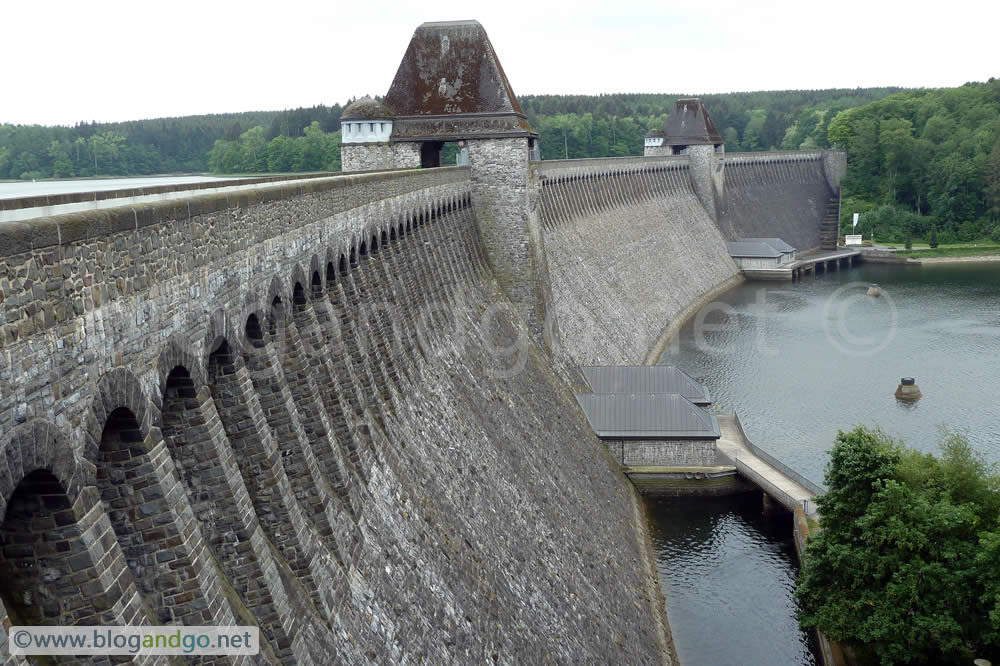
[645,128,665,138]
[340,96,395,120]
[663,98,723,146]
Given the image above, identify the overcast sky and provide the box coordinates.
[4,0,997,127]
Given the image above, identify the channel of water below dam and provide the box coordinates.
[648,261,1000,665]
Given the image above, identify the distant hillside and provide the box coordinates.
[0,88,907,180]
[520,88,906,159]
[828,78,1000,243]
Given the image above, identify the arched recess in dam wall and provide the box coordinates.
[536,156,741,366]
[0,171,669,664]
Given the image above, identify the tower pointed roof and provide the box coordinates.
[383,20,535,141]
[663,98,723,146]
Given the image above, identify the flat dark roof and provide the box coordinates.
[581,365,712,405]
[575,393,721,439]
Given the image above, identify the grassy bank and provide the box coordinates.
[898,246,1000,259]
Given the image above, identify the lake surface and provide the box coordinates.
[0,175,242,200]
[662,261,1000,481]
[650,261,1000,665]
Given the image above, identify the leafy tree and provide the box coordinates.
[986,137,1000,223]
[797,427,1000,665]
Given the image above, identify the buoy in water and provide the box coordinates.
[867,284,882,297]
[895,377,922,401]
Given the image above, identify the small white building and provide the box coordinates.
[741,237,797,262]
[727,241,790,269]
[340,97,394,144]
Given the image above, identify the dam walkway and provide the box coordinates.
[716,413,823,515]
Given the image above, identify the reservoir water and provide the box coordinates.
[0,175,242,200]
[650,261,1000,665]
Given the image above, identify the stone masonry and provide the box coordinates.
[0,168,672,665]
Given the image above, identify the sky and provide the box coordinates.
[3,0,998,127]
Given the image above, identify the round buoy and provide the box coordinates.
[867,284,882,297]
[895,377,922,401]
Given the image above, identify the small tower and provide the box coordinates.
[662,98,724,157]
[339,97,401,172]
[643,129,665,156]
[659,98,726,218]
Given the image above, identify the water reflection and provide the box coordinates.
[648,493,818,666]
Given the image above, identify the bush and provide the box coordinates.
[991,225,1000,242]
[929,225,940,248]
[958,220,982,242]
[797,427,1000,665]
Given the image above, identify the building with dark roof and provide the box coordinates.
[727,238,796,268]
[575,393,721,467]
[581,365,712,405]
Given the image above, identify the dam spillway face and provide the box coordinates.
[0,171,668,664]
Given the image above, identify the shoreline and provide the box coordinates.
[644,273,745,366]
[914,254,1000,264]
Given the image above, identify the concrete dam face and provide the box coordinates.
[0,169,670,664]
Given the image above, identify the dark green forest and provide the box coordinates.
[0,88,899,181]
[5,82,1000,244]
[829,79,1000,244]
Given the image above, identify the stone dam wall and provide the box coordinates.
[536,156,741,366]
[718,151,840,252]
[0,169,670,664]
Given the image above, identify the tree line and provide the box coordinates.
[2,89,899,180]
[0,105,344,180]
[831,78,1000,244]
[5,82,999,244]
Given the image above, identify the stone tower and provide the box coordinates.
[342,20,555,348]
[340,97,419,171]
[646,98,725,219]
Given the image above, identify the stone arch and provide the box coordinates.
[245,311,266,347]
[390,226,397,242]
[359,239,367,258]
[311,269,324,301]
[370,232,379,254]
[0,420,82,522]
[0,427,132,628]
[83,367,153,471]
[292,281,308,309]
[155,334,207,430]
[266,275,286,311]
[309,255,323,287]
[88,369,214,624]
[290,264,308,297]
